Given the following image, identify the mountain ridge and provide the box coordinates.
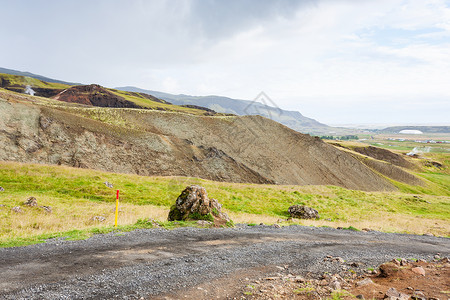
[116,86,337,135]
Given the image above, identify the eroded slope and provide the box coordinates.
[0,90,395,191]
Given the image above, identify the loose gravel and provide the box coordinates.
[0,225,448,299]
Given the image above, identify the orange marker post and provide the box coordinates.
[115,190,119,228]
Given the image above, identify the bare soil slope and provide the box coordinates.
[0,90,395,191]
[51,84,144,108]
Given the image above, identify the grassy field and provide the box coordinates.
[0,158,449,247]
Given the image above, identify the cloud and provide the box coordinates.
[0,0,449,124]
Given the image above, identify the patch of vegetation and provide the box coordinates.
[342,226,359,231]
[328,290,354,300]
[188,212,214,222]
[226,220,235,227]
[0,73,70,90]
[0,160,449,247]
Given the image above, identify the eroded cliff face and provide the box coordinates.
[0,92,396,191]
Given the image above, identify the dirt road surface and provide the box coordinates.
[0,225,448,299]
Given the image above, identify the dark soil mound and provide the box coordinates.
[359,157,424,186]
[351,146,415,169]
[52,84,144,109]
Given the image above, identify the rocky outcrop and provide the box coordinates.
[288,205,320,219]
[168,185,230,225]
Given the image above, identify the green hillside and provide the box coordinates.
[0,72,70,90]
[0,161,448,247]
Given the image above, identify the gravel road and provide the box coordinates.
[0,225,449,299]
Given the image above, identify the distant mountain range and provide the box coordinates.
[116,86,345,135]
[0,67,349,135]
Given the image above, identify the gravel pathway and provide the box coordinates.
[0,225,448,299]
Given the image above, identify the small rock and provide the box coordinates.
[91,216,106,222]
[39,206,52,213]
[0,186,4,192]
[411,290,426,300]
[318,279,327,286]
[335,257,345,263]
[356,278,374,286]
[361,228,372,232]
[104,181,113,188]
[385,287,400,297]
[287,205,320,219]
[434,254,440,260]
[440,257,449,263]
[423,233,434,236]
[294,276,305,283]
[418,259,427,263]
[329,280,341,290]
[356,295,365,300]
[411,266,425,276]
[400,258,408,266]
[385,287,409,300]
[11,206,23,213]
[24,197,38,207]
[272,224,281,228]
[337,226,343,230]
[407,287,413,290]
[427,297,440,300]
[259,222,264,225]
[391,259,401,266]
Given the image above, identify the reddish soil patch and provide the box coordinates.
[228,258,450,300]
[350,259,449,300]
[52,84,144,108]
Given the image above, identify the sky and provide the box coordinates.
[1,0,449,125]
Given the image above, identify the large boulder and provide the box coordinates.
[168,185,230,225]
[288,205,320,219]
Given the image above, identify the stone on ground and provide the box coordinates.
[24,196,38,207]
[288,205,320,219]
[168,185,230,226]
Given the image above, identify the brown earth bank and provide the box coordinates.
[331,144,417,170]
[51,84,146,108]
[227,257,449,300]
[0,90,397,190]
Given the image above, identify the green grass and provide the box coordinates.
[1,161,449,219]
[0,218,204,248]
[0,161,449,247]
[109,89,212,115]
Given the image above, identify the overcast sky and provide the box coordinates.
[1,0,449,125]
